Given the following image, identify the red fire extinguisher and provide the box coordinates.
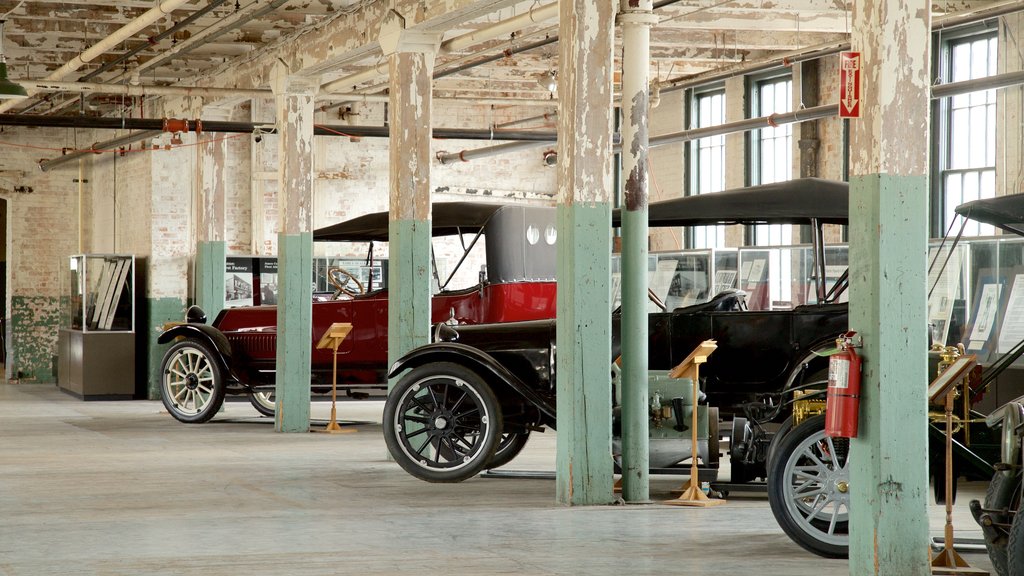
[825,331,862,438]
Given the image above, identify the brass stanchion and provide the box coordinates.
[928,352,986,575]
[314,322,355,434]
[663,340,725,507]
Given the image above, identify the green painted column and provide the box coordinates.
[272,71,317,433]
[194,240,225,317]
[555,0,616,506]
[275,232,313,432]
[195,107,228,318]
[380,11,440,385]
[146,297,186,399]
[387,219,431,383]
[848,0,931,573]
[617,0,657,504]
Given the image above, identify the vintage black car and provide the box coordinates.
[382,178,851,483]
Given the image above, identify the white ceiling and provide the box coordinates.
[0,0,995,117]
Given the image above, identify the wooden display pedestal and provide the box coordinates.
[57,329,135,400]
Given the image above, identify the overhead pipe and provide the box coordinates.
[440,2,558,53]
[933,0,1024,31]
[127,0,294,79]
[931,70,1024,99]
[658,0,1023,96]
[436,140,550,164]
[318,35,560,114]
[494,111,557,129]
[80,0,230,82]
[21,80,271,99]
[0,0,196,114]
[39,130,162,172]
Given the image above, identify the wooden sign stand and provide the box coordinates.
[314,322,355,434]
[929,354,987,575]
[663,340,725,507]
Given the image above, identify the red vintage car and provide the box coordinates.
[157,202,558,422]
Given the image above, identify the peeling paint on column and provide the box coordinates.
[274,78,316,433]
[389,52,433,223]
[848,0,931,573]
[850,0,931,177]
[555,0,616,507]
[10,296,61,381]
[278,89,316,234]
[386,47,434,387]
[623,90,650,211]
[198,126,228,242]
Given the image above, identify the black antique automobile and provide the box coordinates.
[382,178,852,483]
[157,202,558,423]
[767,194,1011,559]
[958,193,1024,576]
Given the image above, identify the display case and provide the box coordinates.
[58,254,136,399]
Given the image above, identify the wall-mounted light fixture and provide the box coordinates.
[535,70,557,93]
[0,20,27,100]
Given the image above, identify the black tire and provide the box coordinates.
[383,362,503,483]
[1007,475,1024,573]
[730,416,761,483]
[707,407,720,469]
[767,415,850,558]
[487,430,532,470]
[988,470,1020,576]
[249,388,276,417]
[160,339,227,423]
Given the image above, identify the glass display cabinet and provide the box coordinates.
[57,254,136,399]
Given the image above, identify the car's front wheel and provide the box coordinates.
[767,414,850,558]
[160,339,227,423]
[383,362,503,483]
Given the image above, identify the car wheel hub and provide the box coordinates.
[185,373,199,391]
[434,415,448,430]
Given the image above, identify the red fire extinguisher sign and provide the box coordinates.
[839,52,862,118]
[825,331,862,438]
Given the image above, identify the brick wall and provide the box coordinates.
[0,126,79,381]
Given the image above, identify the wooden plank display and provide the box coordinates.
[95,259,125,331]
[102,259,132,330]
[88,259,115,330]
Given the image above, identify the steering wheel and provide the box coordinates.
[328,267,366,298]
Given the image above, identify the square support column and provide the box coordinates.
[848,0,931,572]
[272,73,317,433]
[195,112,229,317]
[380,10,441,386]
[555,0,616,506]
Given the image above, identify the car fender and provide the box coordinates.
[157,324,236,380]
[389,342,556,421]
[780,338,838,398]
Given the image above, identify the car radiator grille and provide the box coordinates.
[228,333,276,355]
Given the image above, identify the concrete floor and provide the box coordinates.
[0,382,996,576]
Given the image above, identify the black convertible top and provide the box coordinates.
[955,194,1024,236]
[614,177,848,227]
[314,202,507,242]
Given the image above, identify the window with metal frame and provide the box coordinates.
[689,87,727,249]
[750,74,794,246]
[936,31,998,237]
[749,74,794,308]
